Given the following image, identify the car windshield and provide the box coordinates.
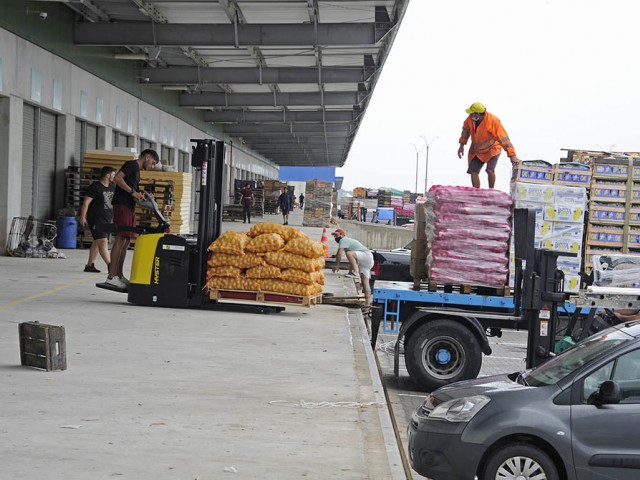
[524,326,633,387]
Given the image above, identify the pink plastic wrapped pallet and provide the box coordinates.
[425,185,512,288]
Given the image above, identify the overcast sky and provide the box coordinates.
[336,0,640,194]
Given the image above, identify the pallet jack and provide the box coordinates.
[97,140,284,314]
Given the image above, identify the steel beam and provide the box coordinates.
[74,22,388,47]
[205,109,355,123]
[180,91,358,107]
[223,124,350,134]
[141,66,373,85]
[241,134,348,143]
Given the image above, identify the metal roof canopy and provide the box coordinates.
[66,0,409,168]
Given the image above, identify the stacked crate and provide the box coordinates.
[263,180,288,214]
[562,149,640,165]
[377,188,391,207]
[352,187,367,199]
[66,151,193,242]
[552,162,592,188]
[585,157,640,270]
[140,171,192,234]
[511,160,553,184]
[302,180,334,227]
[510,181,587,293]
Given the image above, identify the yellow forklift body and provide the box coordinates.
[130,234,164,285]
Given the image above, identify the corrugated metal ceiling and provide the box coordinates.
[64,0,409,167]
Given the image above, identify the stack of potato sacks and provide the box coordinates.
[206,223,325,297]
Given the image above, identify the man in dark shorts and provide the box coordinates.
[278,187,291,225]
[457,102,520,188]
[105,149,159,290]
[79,166,116,272]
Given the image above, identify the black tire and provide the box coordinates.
[404,319,482,391]
[481,443,559,480]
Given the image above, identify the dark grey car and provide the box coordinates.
[408,321,640,480]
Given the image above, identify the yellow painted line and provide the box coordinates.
[0,274,101,311]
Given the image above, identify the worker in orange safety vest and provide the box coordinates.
[457,102,520,189]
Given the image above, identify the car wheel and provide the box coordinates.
[482,443,559,480]
[404,319,482,391]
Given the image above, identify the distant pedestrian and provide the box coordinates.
[79,166,116,272]
[360,206,368,222]
[458,102,519,189]
[279,187,291,225]
[289,191,296,210]
[240,183,255,224]
[299,193,305,209]
[106,149,159,290]
[330,229,374,308]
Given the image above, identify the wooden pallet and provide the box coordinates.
[427,281,511,297]
[209,289,322,307]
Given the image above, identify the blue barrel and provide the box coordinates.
[56,216,77,249]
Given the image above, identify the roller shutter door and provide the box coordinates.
[37,110,57,220]
[140,138,152,152]
[75,120,83,165]
[86,123,98,152]
[21,105,35,216]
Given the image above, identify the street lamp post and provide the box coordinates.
[411,144,425,194]
[421,136,438,194]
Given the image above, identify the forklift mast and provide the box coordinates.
[191,139,225,300]
[514,208,574,368]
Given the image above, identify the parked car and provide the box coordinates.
[408,321,640,480]
[371,242,412,282]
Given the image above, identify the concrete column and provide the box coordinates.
[0,95,24,253]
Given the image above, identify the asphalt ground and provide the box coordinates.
[375,327,528,480]
[0,209,407,480]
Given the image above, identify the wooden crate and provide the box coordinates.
[19,322,67,371]
[209,289,322,307]
[552,162,591,187]
[592,157,640,180]
[511,160,553,184]
[587,203,640,225]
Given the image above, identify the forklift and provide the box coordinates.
[97,140,283,314]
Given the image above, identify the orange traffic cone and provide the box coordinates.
[320,227,330,258]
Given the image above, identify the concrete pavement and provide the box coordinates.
[0,209,406,479]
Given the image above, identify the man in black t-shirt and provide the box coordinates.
[80,166,116,272]
[105,149,159,290]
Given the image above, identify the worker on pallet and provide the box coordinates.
[79,166,116,273]
[457,102,520,188]
[105,149,159,290]
[331,229,374,309]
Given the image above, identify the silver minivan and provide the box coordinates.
[408,321,640,480]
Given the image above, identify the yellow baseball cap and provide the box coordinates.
[465,102,486,114]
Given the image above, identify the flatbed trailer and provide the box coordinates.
[370,208,605,392]
[370,279,604,391]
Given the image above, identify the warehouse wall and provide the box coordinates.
[0,28,278,252]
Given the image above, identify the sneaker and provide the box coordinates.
[344,272,359,278]
[84,263,100,273]
[105,276,127,289]
[121,276,130,286]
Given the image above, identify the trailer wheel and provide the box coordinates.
[404,319,482,391]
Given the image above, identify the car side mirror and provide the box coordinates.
[592,380,622,406]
